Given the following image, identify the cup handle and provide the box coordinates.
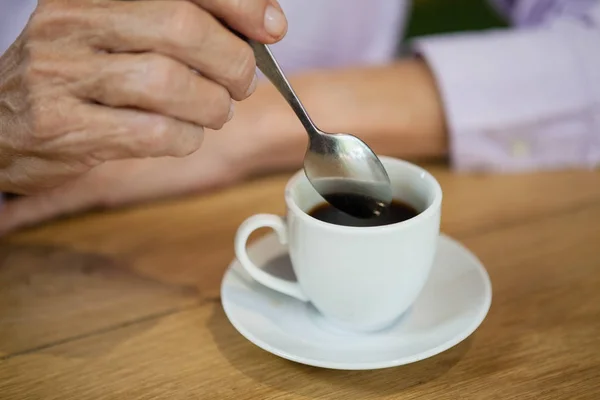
[234,214,309,302]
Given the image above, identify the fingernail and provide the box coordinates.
[227,102,235,122]
[246,73,258,97]
[264,4,287,38]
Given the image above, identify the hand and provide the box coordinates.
[0,79,284,233]
[0,113,261,234]
[0,59,449,234]
[0,0,288,194]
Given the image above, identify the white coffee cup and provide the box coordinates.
[234,156,442,332]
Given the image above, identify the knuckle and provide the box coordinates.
[220,0,245,16]
[166,6,217,59]
[21,45,47,86]
[204,88,231,129]
[141,117,172,156]
[28,99,67,142]
[15,50,77,145]
[225,44,256,98]
[139,117,204,158]
[216,0,257,20]
[29,104,53,141]
[26,2,93,42]
[174,127,204,157]
[25,14,45,39]
[141,55,179,94]
[166,1,203,40]
[26,4,58,38]
[124,114,171,157]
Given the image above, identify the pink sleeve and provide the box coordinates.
[412,1,600,173]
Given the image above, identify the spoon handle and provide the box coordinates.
[245,40,320,137]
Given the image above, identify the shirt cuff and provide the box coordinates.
[412,29,599,173]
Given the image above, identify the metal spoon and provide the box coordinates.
[246,40,392,218]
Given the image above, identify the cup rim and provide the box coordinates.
[284,156,442,233]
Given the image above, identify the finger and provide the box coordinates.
[91,1,258,100]
[190,0,287,42]
[76,52,233,130]
[86,103,206,161]
[43,101,205,162]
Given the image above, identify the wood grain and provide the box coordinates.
[1,166,600,399]
[0,243,198,357]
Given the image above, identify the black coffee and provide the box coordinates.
[309,195,419,227]
[322,192,386,219]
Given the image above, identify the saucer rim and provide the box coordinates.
[221,233,492,370]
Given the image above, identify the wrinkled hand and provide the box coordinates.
[0,121,255,234]
[0,0,287,194]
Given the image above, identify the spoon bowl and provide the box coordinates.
[304,131,392,217]
[246,39,392,218]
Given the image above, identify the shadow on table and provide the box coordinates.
[207,304,472,398]
[0,243,197,359]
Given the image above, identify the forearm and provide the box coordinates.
[246,58,448,174]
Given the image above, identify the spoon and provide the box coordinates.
[245,40,392,218]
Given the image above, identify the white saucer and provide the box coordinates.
[221,233,492,370]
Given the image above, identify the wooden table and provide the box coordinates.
[1,165,600,399]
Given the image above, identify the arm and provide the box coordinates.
[241,59,449,176]
[0,58,448,234]
[247,0,600,175]
[413,0,600,172]
[0,0,288,195]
